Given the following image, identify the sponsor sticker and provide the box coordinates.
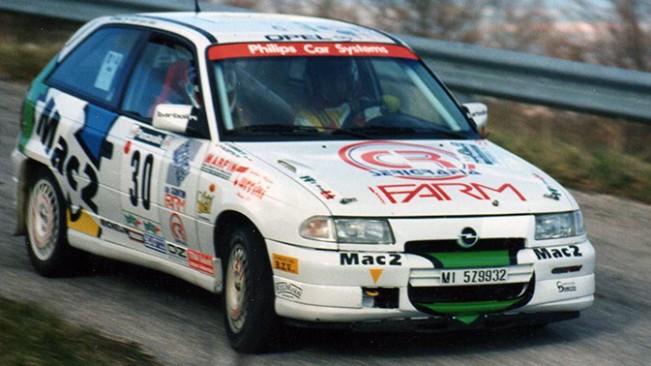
[300,175,336,200]
[339,141,479,181]
[452,142,495,165]
[166,140,202,187]
[340,253,403,266]
[124,212,161,234]
[534,245,583,260]
[369,182,527,204]
[272,254,299,274]
[275,282,303,300]
[144,233,166,254]
[208,42,418,60]
[164,186,187,212]
[233,170,272,201]
[167,242,187,264]
[169,213,187,245]
[130,125,170,149]
[557,281,577,293]
[100,219,128,234]
[187,249,215,275]
[202,153,248,181]
[196,191,214,216]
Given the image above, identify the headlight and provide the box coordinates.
[300,217,394,244]
[535,211,585,240]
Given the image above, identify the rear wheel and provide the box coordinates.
[25,169,80,276]
[223,225,280,353]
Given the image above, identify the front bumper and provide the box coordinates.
[267,237,595,325]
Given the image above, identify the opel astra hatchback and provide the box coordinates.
[12,12,594,353]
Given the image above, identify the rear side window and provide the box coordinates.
[48,27,143,106]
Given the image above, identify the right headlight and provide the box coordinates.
[535,211,585,240]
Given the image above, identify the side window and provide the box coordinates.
[121,36,202,121]
[48,27,143,106]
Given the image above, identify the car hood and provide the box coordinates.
[237,139,577,217]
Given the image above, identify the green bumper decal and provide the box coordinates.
[427,250,510,268]
[417,298,521,315]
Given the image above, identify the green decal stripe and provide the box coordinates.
[19,57,57,151]
[426,250,510,268]
[417,298,520,314]
[456,314,480,325]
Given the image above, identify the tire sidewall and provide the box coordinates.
[25,169,71,276]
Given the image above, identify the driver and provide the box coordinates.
[295,58,399,129]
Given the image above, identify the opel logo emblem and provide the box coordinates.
[458,227,479,248]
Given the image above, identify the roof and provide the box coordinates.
[136,12,398,45]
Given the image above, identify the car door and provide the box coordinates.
[118,33,209,267]
[43,26,145,239]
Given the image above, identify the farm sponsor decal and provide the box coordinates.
[272,254,299,274]
[339,141,480,181]
[187,249,214,275]
[166,140,202,187]
[369,182,527,204]
[208,42,418,60]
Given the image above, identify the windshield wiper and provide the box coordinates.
[229,124,321,135]
[331,128,372,139]
[419,127,468,139]
[349,126,417,136]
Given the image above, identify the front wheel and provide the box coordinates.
[25,169,80,277]
[223,225,280,353]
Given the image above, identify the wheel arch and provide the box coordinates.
[213,210,266,261]
[14,158,53,236]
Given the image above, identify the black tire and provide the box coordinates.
[222,225,280,353]
[25,168,80,277]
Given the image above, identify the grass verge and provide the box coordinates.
[487,100,651,204]
[0,296,162,366]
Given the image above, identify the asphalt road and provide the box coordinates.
[1,80,650,365]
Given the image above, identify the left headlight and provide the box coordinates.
[535,211,585,240]
[300,216,395,244]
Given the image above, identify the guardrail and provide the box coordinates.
[2,0,651,122]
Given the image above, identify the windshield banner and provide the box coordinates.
[208,42,419,60]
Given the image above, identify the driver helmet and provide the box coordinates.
[306,57,359,107]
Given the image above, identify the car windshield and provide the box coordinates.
[208,43,478,141]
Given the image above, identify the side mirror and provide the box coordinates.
[152,104,195,134]
[462,102,488,138]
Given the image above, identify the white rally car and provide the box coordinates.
[12,11,594,353]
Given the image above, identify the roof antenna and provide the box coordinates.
[194,0,201,13]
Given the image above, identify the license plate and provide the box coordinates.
[440,268,509,286]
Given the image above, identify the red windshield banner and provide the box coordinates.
[208,42,419,60]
